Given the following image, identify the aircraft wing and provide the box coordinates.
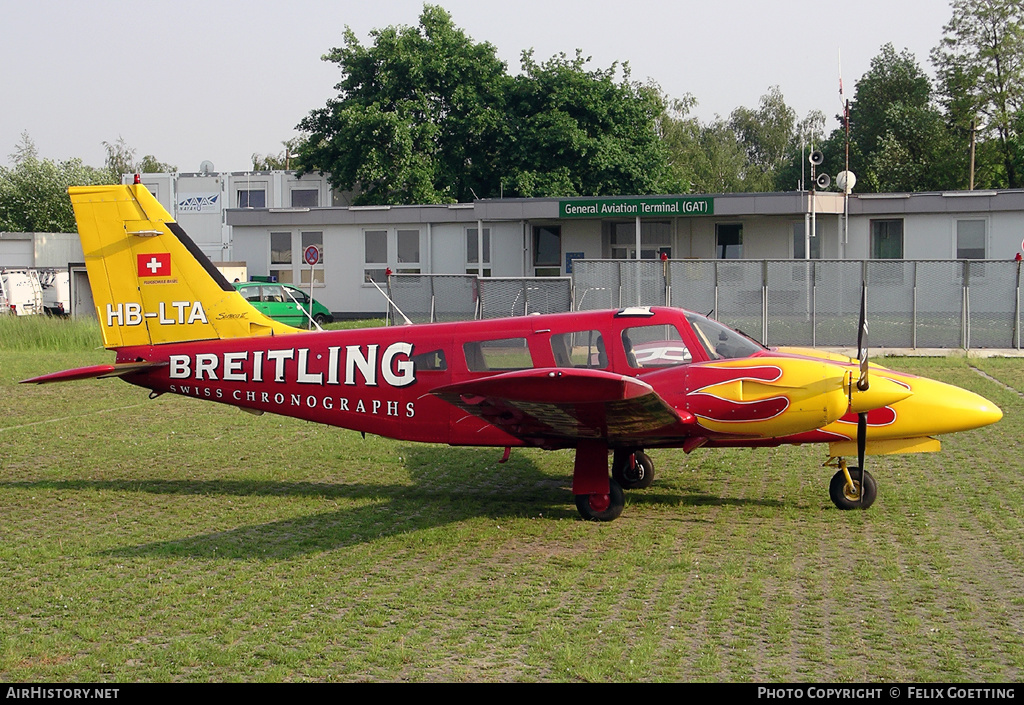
[432,368,691,444]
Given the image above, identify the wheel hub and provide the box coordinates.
[843,481,861,502]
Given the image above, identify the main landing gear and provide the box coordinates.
[826,459,877,510]
[572,443,655,521]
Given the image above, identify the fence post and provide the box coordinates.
[911,261,918,349]
[761,260,768,345]
[811,261,817,348]
[962,260,970,350]
[1015,259,1021,349]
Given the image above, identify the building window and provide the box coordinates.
[793,222,821,259]
[397,229,421,274]
[534,225,562,276]
[300,231,324,284]
[291,189,318,207]
[610,222,671,260]
[364,230,388,284]
[364,228,421,283]
[956,219,986,259]
[238,189,266,208]
[270,232,293,283]
[716,223,743,259]
[467,227,491,276]
[871,219,904,259]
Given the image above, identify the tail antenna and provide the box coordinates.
[369,277,412,326]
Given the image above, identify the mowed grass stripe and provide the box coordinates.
[1,346,1022,681]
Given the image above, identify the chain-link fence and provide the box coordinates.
[387,262,1022,349]
[574,259,1023,349]
[387,274,571,324]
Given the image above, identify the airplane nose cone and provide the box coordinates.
[895,377,1002,436]
[954,388,1003,430]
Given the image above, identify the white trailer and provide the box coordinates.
[1,269,44,315]
[39,269,71,315]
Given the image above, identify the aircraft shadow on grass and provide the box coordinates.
[3,446,781,559]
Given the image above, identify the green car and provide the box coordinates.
[234,282,334,327]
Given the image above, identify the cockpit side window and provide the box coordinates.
[684,312,764,360]
[620,325,691,368]
[550,331,607,369]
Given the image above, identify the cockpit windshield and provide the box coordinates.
[684,312,766,360]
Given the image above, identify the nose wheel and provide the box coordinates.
[828,462,877,510]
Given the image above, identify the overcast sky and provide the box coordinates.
[1,0,955,173]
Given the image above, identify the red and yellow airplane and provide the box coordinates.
[22,183,1003,521]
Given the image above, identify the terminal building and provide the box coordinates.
[4,170,1024,320]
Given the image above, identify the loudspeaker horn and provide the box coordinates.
[816,172,831,189]
[809,150,824,166]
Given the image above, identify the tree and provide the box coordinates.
[252,138,303,171]
[297,5,671,203]
[0,134,115,232]
[502,51,668,197]
[296,5,510,204]
[657,93,703,193]
[103,136,177,176]
[932,0,1024,187]
[773,109,827,192]
[728,86,797,191]
[830,44,959,192]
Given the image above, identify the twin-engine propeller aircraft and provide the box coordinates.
[23,184,1003,521]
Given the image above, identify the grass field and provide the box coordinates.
[1,320,1023,681]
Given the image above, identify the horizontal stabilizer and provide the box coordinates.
[20,361,165,385]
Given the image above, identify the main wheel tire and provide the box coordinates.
[612,450,655,490]
[829,467,877,510]
[575,479,625,521]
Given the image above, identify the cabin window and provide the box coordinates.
[412,349,447,372]
[463,337,532,371]
[621,324,691,368]
[550,330,607,369]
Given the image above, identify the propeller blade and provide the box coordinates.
[857,411,867,506]
[857,285,869,391]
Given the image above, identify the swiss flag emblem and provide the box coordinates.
[137,253,171,277]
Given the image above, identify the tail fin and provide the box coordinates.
[70,184,299,348]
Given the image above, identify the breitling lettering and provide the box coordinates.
[105,302,208,327]
[168,342,416,388]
